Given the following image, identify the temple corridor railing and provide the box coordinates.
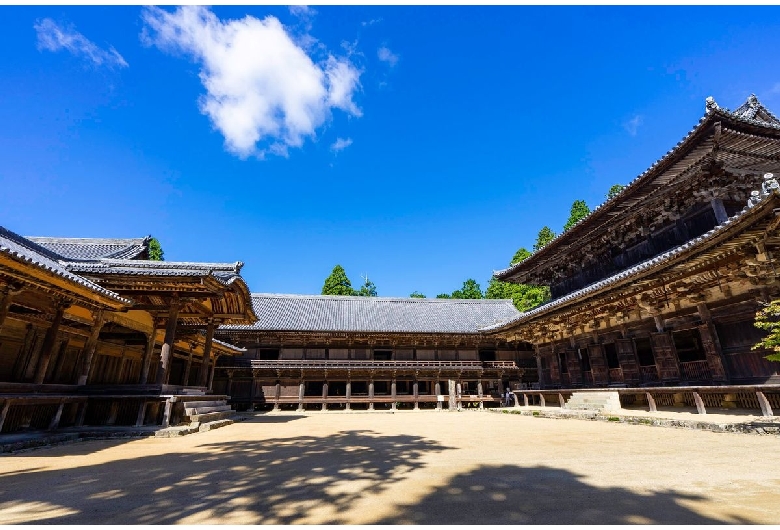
[228,360,521,371]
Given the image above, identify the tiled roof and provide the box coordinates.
[482,186,780,333]
[494,94,780,282]
[0,226,131,304]
[27,236,150,261]
[63,259,244,277]
[221,294,521,334]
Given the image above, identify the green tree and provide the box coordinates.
[357,277,378,297]
[452,278,483,299]
[753,300,780,361]
[435,293,452,299]
[510,247,531,266]
[322,265,356,296]
[533,226,556,251]
[410,291,426,298]
[148,237,164,261]
[563,200,591,232]
[607,183,626,200]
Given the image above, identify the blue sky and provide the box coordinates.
[3,5,780,297]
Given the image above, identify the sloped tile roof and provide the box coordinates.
[0,226,131,304]
[26,236,150,261]
[221,294,521,334]
[482,188,780,333]
[63,259,244,277]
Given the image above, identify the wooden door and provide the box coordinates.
[616,339,640,385]
[650,332,680,382]
[588,344,608,385]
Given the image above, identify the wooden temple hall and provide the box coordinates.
[0,231,256,434]
[213,294,532,411]
[484,94,780,415]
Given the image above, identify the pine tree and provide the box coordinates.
[563,200,590,232]
[510,247,531,265]
[607,184,625,200]
[410,291,426,298]
[322,265,356,295]
[148,237,164,261]
[533,226,556,251]
[357,277,378,297]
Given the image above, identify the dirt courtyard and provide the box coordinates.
[0,410,777,524]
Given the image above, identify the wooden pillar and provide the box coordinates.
[155,295,180,386]
[696,303,729,384]
[273,381,281,412]
[77,310,105,386]
[535,351,545,389]
[107,401,119,425]
[183,344,194,387]
[207,354,219,392]
[226,370,234,397]
[711,198,728,224]
[49,338,70,384]
[391,378,397,411]
[368,379,375,411]
[345,379,352,411]
[0,399,12,433]
[249,370,257,410]
[136,401,148,427]
[199,320,216,387]
[435,380,442,411]
[322,381,328,411]
[33,302,67,384]
[297,380,305,412]
[140,330,156,384]
[477,379,484,410]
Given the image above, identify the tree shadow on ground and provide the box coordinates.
[0,429,451,524]
[377,464,751,524]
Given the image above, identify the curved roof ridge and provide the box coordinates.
[250,293,515,303]
[494,93,780,280]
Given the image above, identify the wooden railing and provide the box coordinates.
[241,360,520,370]
[640,365,660,383]
[608,368,624,383]
[680,361,711,382]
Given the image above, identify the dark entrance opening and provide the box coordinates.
[635,337,655,366]
[479,349,496,362]
[604,343,620,369]
[374,350,392,361]
[578,348,591,371]
[258,349,279,360]
[558,352,568,373]
[673,328,707,362]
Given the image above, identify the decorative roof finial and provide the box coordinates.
[747,173,779,208]
[748,94,759,106]
[705,96,719,114]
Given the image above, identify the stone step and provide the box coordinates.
[181,400,229,409]
[187,410,235,424]
[564,391,622,412]
[184,404,233,415]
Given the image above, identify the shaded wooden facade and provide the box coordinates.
[488,95,780,406]
[215,295,532,411]
[0,232,255,434]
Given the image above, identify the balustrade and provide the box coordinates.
[680,360,711,382]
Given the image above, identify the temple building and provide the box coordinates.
[213,294,530,411]
[0,230,255,434]
[484,94,780,413]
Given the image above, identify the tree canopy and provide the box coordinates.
[410,291,426,298]
[533,226,556,251]
[607,184,626,200]
[148,237,164,261]
[452,278,483,299]
[357,277,378,297]
[321,265,355,296]
[563,200,590,232]
[753,300,780,361]
[510,247,531,266]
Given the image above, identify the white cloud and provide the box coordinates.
[330,137,353,152]
[141,6,362,159]
[623,115,643,136]
[288,5,315,18]
[377,46,399,67]
[361,18,382,27]
[34,18,128,68]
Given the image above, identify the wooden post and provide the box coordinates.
[207,354,219,392]
[692,392,706,415]
[273,382,281,412]
[49,338,70,384]
[107,402,119,425]
[77,310,105,386]
[757,391,774,417]
[249,370,257,410]
[33,303,67,384]
[297,381,305,412]
[0,400,12,433]
[136,401,148,427]
[199,320,216,387]
[47,401,65,431]
[183,344,194,387]
[155,295,181,386]
[391,379,397,411]
[140,330,156,384]
[535,352,544,389]
[646,392,657,413]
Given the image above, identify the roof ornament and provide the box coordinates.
[748,93,759,107]
[748,173,779,208]
[705,96,719,114]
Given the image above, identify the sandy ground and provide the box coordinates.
[0,410,778,525]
